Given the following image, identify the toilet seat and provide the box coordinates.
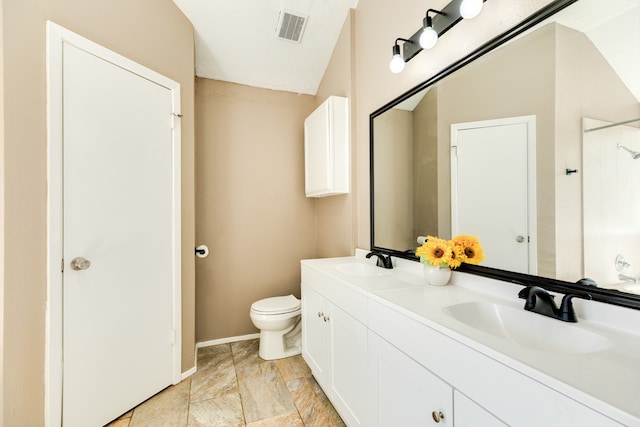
[251,294,300,315]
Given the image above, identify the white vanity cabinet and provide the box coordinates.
[303,96,349,197]
[368,298,624,427]
[300,257,633,426]
[368,332,506,427]
[301,278,367,426]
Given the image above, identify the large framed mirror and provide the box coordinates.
[370,0,640,309]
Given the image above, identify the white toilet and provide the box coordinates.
[250,294,302,360]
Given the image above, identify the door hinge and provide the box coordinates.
[61,258,64,273]
[169,329,176,345]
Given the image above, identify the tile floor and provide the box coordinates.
[105,339,345,426]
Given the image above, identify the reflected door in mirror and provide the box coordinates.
[451,116,537,274]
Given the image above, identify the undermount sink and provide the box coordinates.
[443,301,612,354]
[335,263,393,277]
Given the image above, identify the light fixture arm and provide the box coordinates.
[392,37,413,55]
[425,8,445,22]
[423,8,445,30]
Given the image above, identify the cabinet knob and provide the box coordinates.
[317,311,323,318]
[431,411,444,423]
[323,316,330,322]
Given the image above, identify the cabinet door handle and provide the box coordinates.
[431,411,444,423]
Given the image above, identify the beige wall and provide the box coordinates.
[193,11,355,342]
[413,89,439,239]
[373,108,414,249]
[194,79,316,341]
[314,10,358,258]
[1,0,195,425]
[352,0,556,251]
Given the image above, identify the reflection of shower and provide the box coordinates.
[617,144,640,159]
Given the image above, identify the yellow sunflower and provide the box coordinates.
[448,243,464,268]
[451,234,485,265]
[416,236,454,267]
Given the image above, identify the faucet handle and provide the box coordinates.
[517,284,554,301]
[558,293,592,322]
[366,251,394,269]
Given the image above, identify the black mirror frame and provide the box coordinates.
[369,0,640,311]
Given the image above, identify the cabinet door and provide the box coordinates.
[454,391,507,427]
[301,284,327,385]
[327,303,368,426]
[368,331,453,426]
[304,96,349,197]
[304,101,332,196]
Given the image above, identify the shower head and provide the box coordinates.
[617,144,640,159]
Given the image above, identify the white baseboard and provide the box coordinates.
[197,333,260,349]
[181,366,197,381]
[181,334,260,380]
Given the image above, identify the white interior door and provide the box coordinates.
[451,116,536,274]
[47,23,181,427]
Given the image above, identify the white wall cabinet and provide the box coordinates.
[301,283,367,426]
[304,96,349,197]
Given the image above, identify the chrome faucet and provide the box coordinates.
[518,285,591,323]
[366,251,393,269]
[618,273,637,284]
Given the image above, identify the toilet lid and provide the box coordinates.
[251,294,300,314]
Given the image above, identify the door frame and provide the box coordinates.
[45,22,182,426]
[450,115,537,274]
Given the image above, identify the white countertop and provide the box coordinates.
[301,250,640,426]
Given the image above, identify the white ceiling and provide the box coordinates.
[173,0,359,95]
[554,0,640,102]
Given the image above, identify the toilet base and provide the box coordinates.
[258,319,302,360]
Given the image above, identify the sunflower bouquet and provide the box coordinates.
[416,235,485,269]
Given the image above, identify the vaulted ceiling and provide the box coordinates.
[173,0,359,95]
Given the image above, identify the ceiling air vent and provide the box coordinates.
[275,9,308,43]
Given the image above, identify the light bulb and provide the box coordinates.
[389,54,405,73]
[460,0,483,19]
[419,26,438,49]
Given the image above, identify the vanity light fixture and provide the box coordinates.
[419,9,445,49]
[389,38,413,73]
[389,0,486,73]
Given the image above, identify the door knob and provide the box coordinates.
[432,411,445,423]
[70,257,91,271]
[516,235,526,243]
